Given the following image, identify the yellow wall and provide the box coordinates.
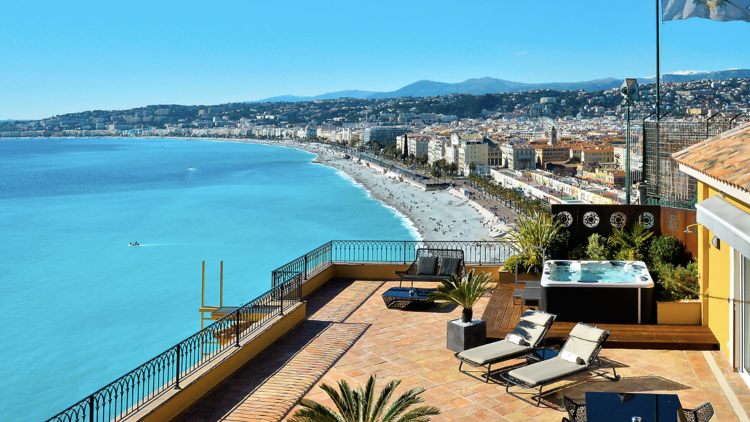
[136,304,307,422]
[699,182,750,358]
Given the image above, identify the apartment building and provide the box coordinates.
[361,126,409,143]
[534,145,570,167]
[580,148,615,163]
[396,134,430,158]
[500,144,535,171]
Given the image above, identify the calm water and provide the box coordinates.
[0,138,417,421]
[549,262,647,283]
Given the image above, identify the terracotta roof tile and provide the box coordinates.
[673,123,750,193]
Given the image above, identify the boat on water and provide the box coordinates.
[187,167,197,171]
[128,241,141,247]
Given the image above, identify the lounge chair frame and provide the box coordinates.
[455,313,557,382]
[500,323,620,406]
[394,248,466,287]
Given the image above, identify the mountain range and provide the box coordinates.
[252,68,750,103]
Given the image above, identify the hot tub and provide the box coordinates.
[539,260,654,324]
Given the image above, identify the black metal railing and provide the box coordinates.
[46,273,303,422]
[273,240,511,286]
[48,239,509,422]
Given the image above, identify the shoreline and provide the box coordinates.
[208,137,511,241]
[13,135,511,241]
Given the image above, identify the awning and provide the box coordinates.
[696,195,750,258]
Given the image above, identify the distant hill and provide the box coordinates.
[639,68,750,83]
[252,69,750,103]
[367,77,622,99]
[252,89,376,103]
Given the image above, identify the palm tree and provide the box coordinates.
[609,222,653,260]
[499,211,561,272]
[428,269,493,322]
[289,375,440,422]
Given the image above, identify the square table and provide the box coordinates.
[585,392,686,422]
[381,287,436,310]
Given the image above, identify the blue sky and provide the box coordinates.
[1,0,749,120]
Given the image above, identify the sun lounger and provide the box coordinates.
[501,322,620,406]
[455,309,556,382]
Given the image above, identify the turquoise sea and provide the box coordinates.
[0,137,417,422]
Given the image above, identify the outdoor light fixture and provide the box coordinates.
[684,222,699,234]
[621,78,639,205]
[712,236,721,250]
[620,78,640,102]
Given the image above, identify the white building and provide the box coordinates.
[500,144,536,171]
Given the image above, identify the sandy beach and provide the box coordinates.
[224,138,512,242]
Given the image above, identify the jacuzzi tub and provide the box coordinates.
[539,260,654,324]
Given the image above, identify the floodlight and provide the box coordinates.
[620,78,640,102]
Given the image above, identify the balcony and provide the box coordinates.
[45,241,750,422]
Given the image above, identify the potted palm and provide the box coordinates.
[429,269,493,352]
[289,375,440,422]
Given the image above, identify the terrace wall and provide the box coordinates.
[551,204,698,260]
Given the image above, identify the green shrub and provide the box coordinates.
[657,261,700,301]
[502,254,532,273]
[568,244,586,260]
[614,247,643,261]
[547,230,570,260]
[648,235,688,269]
[585,234,612,260]
[608,223,653,261]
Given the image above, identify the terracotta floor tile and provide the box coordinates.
[171,279,750,422]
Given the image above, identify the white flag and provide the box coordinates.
[662,0,750,22]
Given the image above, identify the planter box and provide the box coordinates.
[656,300,702,325]
[447,319,486,352]
[496,271,541,285]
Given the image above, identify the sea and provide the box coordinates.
[0,137,418,422]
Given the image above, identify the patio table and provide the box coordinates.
[585,392,687,422]
[381,287,436,310]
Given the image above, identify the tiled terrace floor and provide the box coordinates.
[178,279,750,422]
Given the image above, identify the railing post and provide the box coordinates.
[280,285,285,316]
[304,255,308,280]
[403,241,407,264]
[235,311,241,348]
[88,394,95,422]
[175,344,181,390]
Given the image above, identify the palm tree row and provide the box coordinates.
[466,174,549,217]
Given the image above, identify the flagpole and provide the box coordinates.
[656,0,660,120]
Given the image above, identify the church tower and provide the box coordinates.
[548,125,557,146]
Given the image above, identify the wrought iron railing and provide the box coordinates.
[46,273,303,422]
[48,240,509,422]
[273,240,511,286]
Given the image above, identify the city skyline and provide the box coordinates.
[2,0,750,120]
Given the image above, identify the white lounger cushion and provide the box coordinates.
[457,341,530,365]
[507,357,585,386]
[561,323,607,363]
[520,309,554,327]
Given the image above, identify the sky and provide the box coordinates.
[2,0,750,120]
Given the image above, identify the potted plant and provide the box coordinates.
[655,261,701,325]
[645,235,701,325]
[499,211,561,274]
[429,269,492,352]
